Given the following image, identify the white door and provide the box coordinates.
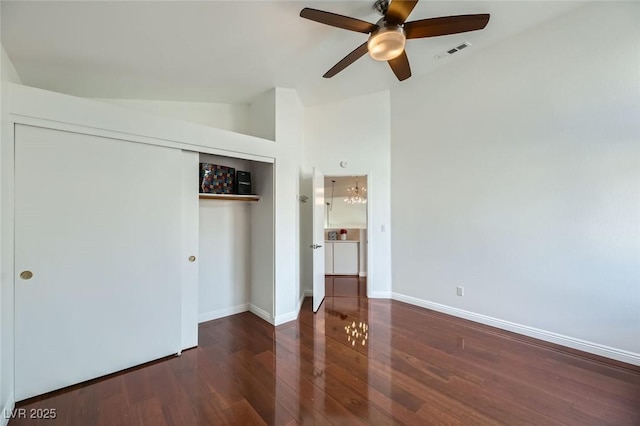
[312,167,326,312]
[14,125,183,400]
[180,150,199,349]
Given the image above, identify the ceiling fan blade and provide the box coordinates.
[385,0,419,25]
[300,8,377,34]
[404,14,490,39]
[388,51,411,81]
[323,42,370,78]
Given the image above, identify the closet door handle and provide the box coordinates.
[310,244,323,249]
[188,256,196,262]
[20,271,34,280]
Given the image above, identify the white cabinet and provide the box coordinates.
[325,243,334,274]
[324,241,359,275]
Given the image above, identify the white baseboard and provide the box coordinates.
[297,291,306,313]
[274,310,299,326]
[392,292,640,367]
[249,304,274,325]
[369,291,392,298]
[274,291,308,326]
[358,272,367,277]
[198,304,249,323]
[199,294,309,327]
[1,391,15,426]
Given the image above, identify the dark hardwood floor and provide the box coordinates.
[325,275,366,298]
[11,297,640,425]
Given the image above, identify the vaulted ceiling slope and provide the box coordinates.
[2,1,585,106]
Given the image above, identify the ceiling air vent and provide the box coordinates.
[435,41,472,59]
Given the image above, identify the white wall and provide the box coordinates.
[2,47,22,85]
[250,161,275,319]
[326,197,367,229]
[0,40,21,417]
[95,98,250,135]
[391,2,640,363]
[358,228,367,277]
[199,201,251,320]
[95,90,282,143]
[273,88,303,323]
[325,176,368,228]
[304,91,392,297]
[198,154,253,322]
[299,169,312,299]
[250,89,276,141]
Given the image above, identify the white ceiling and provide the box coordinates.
[1,1,585,106]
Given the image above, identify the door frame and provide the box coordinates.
[312,167,326,312]
[322,172,372,298]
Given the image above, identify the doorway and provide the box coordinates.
[323,175,369,298]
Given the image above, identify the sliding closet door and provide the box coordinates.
[14,124,182,400]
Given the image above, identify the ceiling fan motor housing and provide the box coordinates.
[373,0,390,16]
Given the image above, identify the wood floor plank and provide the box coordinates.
[11,296,640,425]
[128,398,167,426]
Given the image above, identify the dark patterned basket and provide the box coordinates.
[200,163,235,194]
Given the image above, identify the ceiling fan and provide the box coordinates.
[300,0,490,81]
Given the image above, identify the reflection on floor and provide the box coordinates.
[325,275,366,297]
[10,297,640,425]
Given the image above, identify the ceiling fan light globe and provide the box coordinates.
[367,26,406,61]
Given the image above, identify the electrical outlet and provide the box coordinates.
[456,286,464,296]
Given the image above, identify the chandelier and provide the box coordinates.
[344,177,367,204]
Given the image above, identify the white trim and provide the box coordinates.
[274,310,299,326]
[296,291,306,313]
[370,291,392,299]
[392,292,640,367]
[9,115,275,164]
[249,304,274,325]
[198,304,249,323]
[274,290,311,326]
[358,272,367,277]
[1,391,15,426]
[6,84,276,163]
[365,171,374,298]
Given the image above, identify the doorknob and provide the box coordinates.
[188,256,196,262]
[310,244,323,249]
[19,271,33,280]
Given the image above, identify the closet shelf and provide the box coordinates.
[199,193,261,202]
